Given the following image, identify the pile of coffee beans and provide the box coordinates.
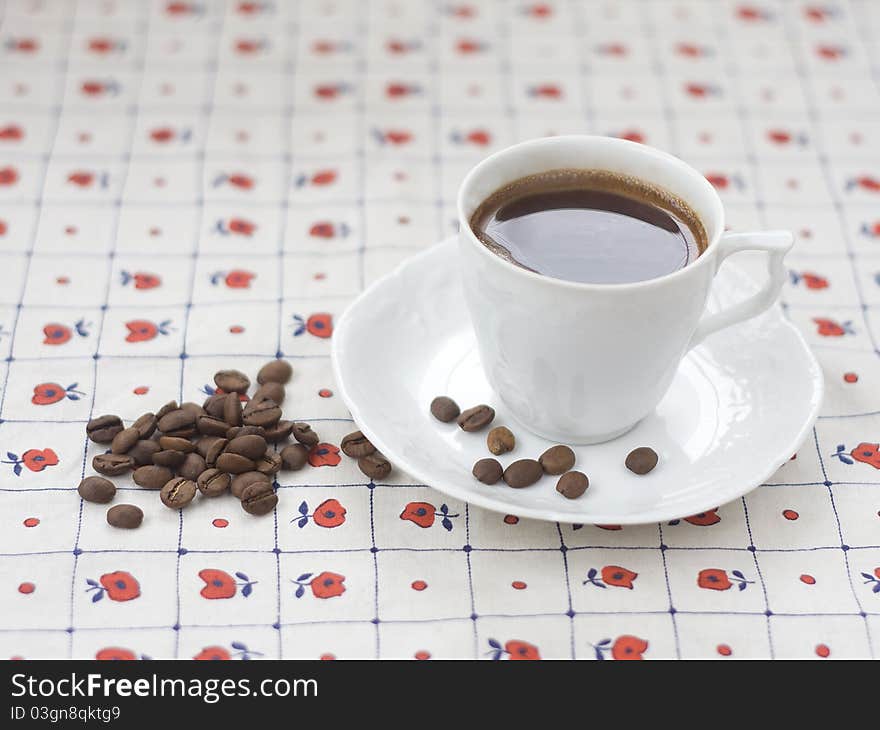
[82,360,390,528]
[431,394,660,501]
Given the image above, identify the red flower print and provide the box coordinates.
[212,172,254,189]
[813,317,853,337]
[0,167,19,186]
[291,571,346,599]
[610,635,648,660]
[96,648,137,660]
[529,83,562,99]
[682,509,721,526]
[385,82,420,98]
[0,124,24,141]
[125,319,171,342]
[43,323,72,345]
[150,128,174,143]
[3,448,60,475]
[584,565,638,589]
[32,382,84,405]
[85,571,140,602]
[9,38,39,53]
[487,638,540,660]
[684,82,719,98]
[198,569,256,599]
[306,313,332,337]
[313,499,347,528]
[848,176,880,193]
[697,568,754,591]
[228,218,255,235]
[525,2,552,18]
[18,582,35,594]
[121,271,162,289]
[193,646,231,660]
[455,38,483,54]
[736,5,770,22]
[309,222,335,238]
[790,271,828,289]
[400,502,435,528]
[210,269,254,288]
[832,443,880,468]
[308,443,341,467]
[815,644,831,658]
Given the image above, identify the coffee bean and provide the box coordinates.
[214,369,250,394]
[157,408,196,434]
[158,435,195,453]
[280,444,309,471]
[197,415,230,437]
[133,412,157,439]
[110,426,140,455]
[216,452,255,474]
[78,476,116,504]
[625,447,658,475]
[240,481,278,516]
[257,359,293,385]
[203,394,226,419]
[430,396,460,423]
[230,471,270,499]
[128,439,161,466]
[223,392,242,426]
[163,426,198,439]
[242,399,281,428]
[160,477,197,509]
[179,453,206,481]
[292,422,319,446]
[155,400,178,420]
[253,381,285,405]
[255,451,282,475]
[539,445,575,475]
[457,404,495,432]
[472,458,503,485]
[556,471,589,499]
[180,402,206,419]
[263,420,293,443]
[358,452,391,480]
[87,414,124,443]
[340,430,375,458]
[226,425,266,440]
[132,464,173,489]
[107,504,143,529]
[93,453,134,476]
[153,449,186,468]
[197,468,231,497]
[487,426,515,455]
[503,459,543,488]
[226,434,268,461]
[196,436,227,466]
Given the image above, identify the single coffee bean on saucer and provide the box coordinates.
[128,439,161,466]
[430,396,460,423]
[358,453,391,480]
[216,452,255,474]
[157,408,196,434]
[111,426,140,455]
[196,436,227,466]
[179,452,206,481]
[257,359,293,385]
[556,471,589,499]
[107,504,143,529]
[87,415,124,444]
[214,369,250,394]
[93,453,134,476]
[133,464,173,489]
[457,404,495,432]
[292,422,319,446]
[253,381,285,405]
[197,468,231,497]
[158,435,195,453]
[231,471,270,499]
[227,425,266,440]
[153,449,186,469]
[255,452,282,476]
[226,434,268,461]
[625,447,658,475]
[132,412,157,439]
[160,477,197,509]
[155,400,178,420]
[78,476,116,504]
[473,458,503,485]
[503,459,543,488]
[263,420,293,443]
[340,430,375,458]
[223,392,243,426]
[203,394,226,419]
[243,399,281,428]
[539,445,575,475]
[281,443,309,470]
[487,426,515,455]
[240,481,278,516]
[197,415,230,437]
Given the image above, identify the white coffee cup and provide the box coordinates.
[457,135,792,444]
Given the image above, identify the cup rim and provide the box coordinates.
[456,135,726,292]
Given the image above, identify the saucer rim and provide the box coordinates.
[331,237,824,525]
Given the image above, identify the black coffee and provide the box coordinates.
[470,169,707,285]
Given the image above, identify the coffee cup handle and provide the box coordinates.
[688,230,793,349]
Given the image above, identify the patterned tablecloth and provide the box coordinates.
[1,0,879,661]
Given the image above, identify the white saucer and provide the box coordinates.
[332,238,823,525]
